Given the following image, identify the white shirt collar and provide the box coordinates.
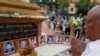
[87,39,100,49]
[81,39,100,56]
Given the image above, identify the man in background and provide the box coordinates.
[71,13,81,39]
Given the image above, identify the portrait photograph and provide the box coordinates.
[63,35,70,45]
[3,41,15,55]
[18,39,28,48]
[39,35,46,46]
[29,37,37,47]
[47,35,54,44]
[55,35,62,44]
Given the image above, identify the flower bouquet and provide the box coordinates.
[17,46,37,56]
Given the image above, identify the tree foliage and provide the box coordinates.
[57,0,69,8]
[76,0,98,15]
[56,0,69,14]
[76,0,88,15]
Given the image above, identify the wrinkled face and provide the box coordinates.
[85,5,100,41]
[85,14,100,41]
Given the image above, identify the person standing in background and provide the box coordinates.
[54,12,64,31]
[64,15,71,35]
[71,13,81,39]
[78,13,84,40]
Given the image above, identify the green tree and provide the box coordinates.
[89,0,99,9]
[56,0,69,14]
[42,0,49,4]
[76,0,98,15]
[76,0,89,15]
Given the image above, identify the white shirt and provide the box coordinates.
[63,20,70,28]
[81,39,100,56]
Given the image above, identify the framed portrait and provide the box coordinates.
[2,41,15,55]
[63,35,70,45]
[29,37,37,47]
[55,35,62,44]
[18,39,28,48]
[39,35,46,46]
[47,35,54,44]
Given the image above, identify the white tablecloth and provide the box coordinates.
[9,44,71,56]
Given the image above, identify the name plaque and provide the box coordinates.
[0,23,38,42]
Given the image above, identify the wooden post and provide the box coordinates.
[46,19,50,29]
[55,22,61,33]
[0,42,4,56]
[70,21,75,37]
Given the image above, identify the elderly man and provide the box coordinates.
[71,5,100,56]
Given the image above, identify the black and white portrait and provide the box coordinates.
[55,35,62,43]
[29,37,37,47]
[47,35,54,44]
[39,35,46,45]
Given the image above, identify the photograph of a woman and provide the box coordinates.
[18,39,28,48]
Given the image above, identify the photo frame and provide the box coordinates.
[63,35,70,45]
[18,39,28,48]
[29,36,37,47]
[2,41,15,55]
[0,47,1,54]
[39,35,46,46]
[55,35,62,44]
[47,35,54,44]
[0,43,3,56]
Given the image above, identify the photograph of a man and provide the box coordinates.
[39,35,46,45]
[63,36,70,45]
[47,35,54,44]
[3,42,15,54]
[55,35,62,43]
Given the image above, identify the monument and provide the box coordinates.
[0,0,48,56]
